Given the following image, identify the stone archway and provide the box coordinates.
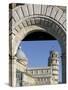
[9,4,66,86]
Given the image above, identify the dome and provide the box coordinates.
[16,47,28,60]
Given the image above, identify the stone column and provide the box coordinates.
[62,53,66,83]
[9,55,12,86]
[9,55,17,87]
[12,56,17,87]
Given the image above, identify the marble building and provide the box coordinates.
[16,47,60,86]
[9,3,66,86]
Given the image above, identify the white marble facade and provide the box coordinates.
[15,48,59,86]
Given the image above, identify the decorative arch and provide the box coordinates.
[9,4,66,86]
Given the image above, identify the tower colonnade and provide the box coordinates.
[48,50,60,84]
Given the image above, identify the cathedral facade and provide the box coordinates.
[16,47,59,86]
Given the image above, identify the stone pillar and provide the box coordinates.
[62,53,66,83]
[9,55,17,87]
[9,55,12,86]
[12,56,17,87]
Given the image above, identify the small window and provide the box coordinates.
[47,70,48,73]
[31,70,33,74]
[52,54,53,57]
[41,70,43,73]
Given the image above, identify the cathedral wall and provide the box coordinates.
[16,61,27,72]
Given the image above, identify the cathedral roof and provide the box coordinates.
[16,47,28,61]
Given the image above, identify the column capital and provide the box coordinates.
[9,54,17,59]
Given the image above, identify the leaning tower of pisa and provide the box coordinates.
[48,50,59,84]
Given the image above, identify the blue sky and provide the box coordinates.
[20,40,62,82]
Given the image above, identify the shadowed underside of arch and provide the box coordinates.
[23,30,56,41]
[9,4,66,86]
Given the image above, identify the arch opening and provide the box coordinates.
[17,30,62,84]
